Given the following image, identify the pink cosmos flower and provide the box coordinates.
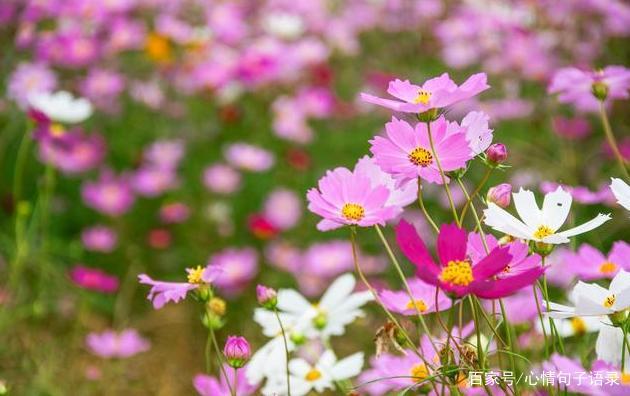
[302,240,353,278]
[306,167,398,231]
[209,248,258,296]
[360,72,489,113]
[131,167,178,197]
[591,360,630,396]
[549,66,630,112]
[379,278,451,316]
[138,265,222,309]
[38,130,106,174]
[568,241,630,281]
[70,265,119,293]
[80,68,125,111]
[540,181,615,206]
[81,226,117,253]
[224,143,275,172]
[540,354,602,395]
[263,188,302,230]
[7,62,57,108]
[203,163,242,194]
[143,139,185,170]
[86,329,150,359]
[82,171,135,217]
[160,202,190,224]
[485,288,542,324]
[466,232,542,280]
[369,116,473,185]
[552,116,591,140]
[396,220,544,299]
[194,365,257,396]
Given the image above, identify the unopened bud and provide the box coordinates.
[486,143,507,165]
[591,81,609,101]
[208,297,226,316]
[313,312,327,330]
[486,183,512,208]
[290,332,306,345]
[256,284,277,310]
[223,336,251,369]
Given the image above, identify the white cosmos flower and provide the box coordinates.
[483,186,611,244]
[547,270,630,319]
[535,315,603,338]
[262,350,364,396]
[611,178,630,211]
[596,324,630,368]
[27,90,93,124]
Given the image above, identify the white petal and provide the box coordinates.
[609,270,630,294]
[541,187,572,231]
[483,203,532,239]
[596,325,629,367]
[320,273,356,309]
[289,358,312,377]
[278,289,312,314]
[331,352,364,380]
[610,178,630,211]
[513,188,543,228]
[555,213,611,239]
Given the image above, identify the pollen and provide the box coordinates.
[599,261,617,274]
[410,363,429,382]
[408,147,433,167]
[187,266,205,284]
[533,225,554,240]
[570,317,587,335]
[406,299,428,312]
[341,203,365,222]
[603,294,616,308]
[439,260,474,286]
[413,90,432,105]
[305,368,322,382]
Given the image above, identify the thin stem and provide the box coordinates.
[622,326,628,373]
[599,101,630,179]
[499,299,518,394]
[417,178,439,233]
[461,167,492,221]
[232,368,238,396]
[426,121,460,225]
[209,323,235,396]
[455,179,489,252]
[533,284,549,358]
[540,274,565,354]
[274,309,292,396]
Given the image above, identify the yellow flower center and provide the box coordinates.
[187,266,205,284]
[341,203,365,222]
[410,363,429,383]
[621,372,630,385]
[208,297,226,316]
[50,123,65,137]
[604,294,616,308]
[408,147,433,167]
[599,261,618,274]
[145,32,172,63]
[570,317,587,335]
[413,90,432,105]
[533,225,554,240]
[406,299,428,312]
[439,260,474,286]
[305,368,322,382]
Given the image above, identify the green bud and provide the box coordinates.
[202,311,224,330]
[608,310,628,327]
[290,332,306,345]
[417,108,439,122]
[531,241,555,257]
[313,312,327,330]
[591,81,609,101]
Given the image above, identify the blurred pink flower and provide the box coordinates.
[194,365,257,396]
[568,241,630,281]
[549,65,630,112]
[370,116,472,185]
[81,226,117,253]
[302,240,353,278]
[379,278,452,316]
[552,116,591,139]
[7,62,57,108]
[265,240,301,273]
[209,248,258,296]
[69,265,119,293]
[38,129,106,174]
[540,181,615,206]
[82,171,135,216]
[203,164,242,194]
[263,188,302,231]
[160,202,190,224]
[86,329,150,359]
[131,167,178,197]
[224,143,275,172]
[80,68,125,111]
[361,72,489,113]
[144,139,185,170]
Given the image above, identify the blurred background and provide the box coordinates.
[0,0,629,394]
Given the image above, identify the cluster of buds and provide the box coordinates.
[223,335,251,369]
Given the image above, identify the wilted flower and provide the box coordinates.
[486,183,512,208]
[484,187,611,244]
[86,329,150,359]
[70,265,119,293]
[223,336,251,368]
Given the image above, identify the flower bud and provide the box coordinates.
[313,312,327,330]
[256,285,277,310]
[591,81,609,101]
[290,331,306,345]
[486,184,512,208]
[486,143,507,164]
[208,297,226,316]
[223,336,251,369]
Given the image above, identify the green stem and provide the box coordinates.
[540,274,564,354]
[622,326,628,373]
[426,121,460,226]
[208,322,235,396]
[533,284,549,358]
[232,368,238,396]
[417,178,439,233]
[599,101,630,179]
[460,168,492,222]
[274,309,292,396]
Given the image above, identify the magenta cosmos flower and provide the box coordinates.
[86,329,150,359]
[82,171,135,217]
[360,72,489,114]
[549,66,630,112]
[69,265,119,293]
[370,116,473,185]
[396,220,544,299]
[568,241,630,281]
[138,265,222,309]
[307,167,398,231]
